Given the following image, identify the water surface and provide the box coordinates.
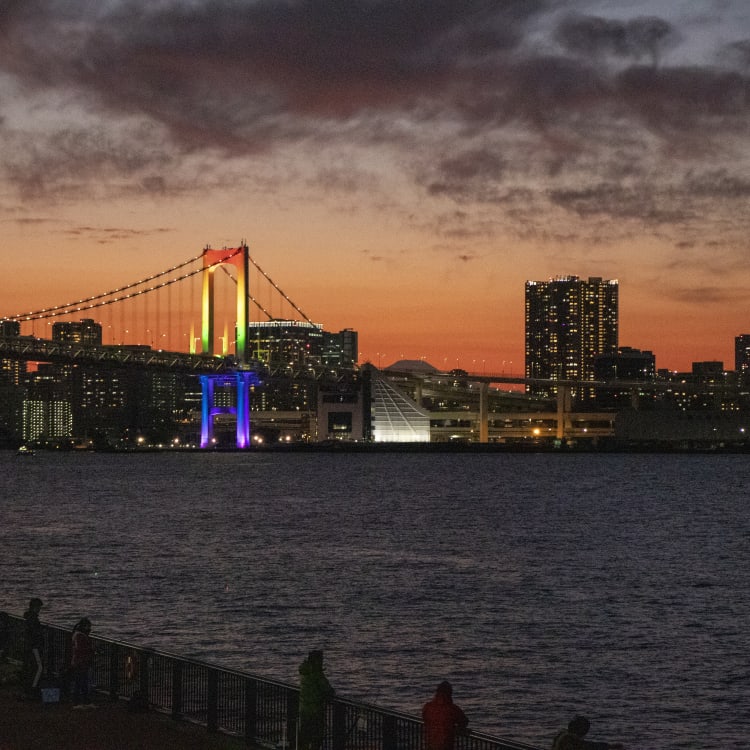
[2,451,747,749]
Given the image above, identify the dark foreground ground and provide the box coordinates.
[0,683,246,750]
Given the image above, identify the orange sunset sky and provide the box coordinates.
[2,1,750,373]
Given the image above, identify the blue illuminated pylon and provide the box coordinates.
[200,371,262,448]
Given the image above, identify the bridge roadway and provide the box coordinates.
[0,335,264,374]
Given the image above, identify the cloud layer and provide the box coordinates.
[2,0,750,247]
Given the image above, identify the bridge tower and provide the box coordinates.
[201,244,249,361]
[199,243,258,449]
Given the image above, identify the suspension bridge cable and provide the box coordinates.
[6,250,242,323]
[4,252,206,322]
[217,265,275,321]
[247,255,314,324]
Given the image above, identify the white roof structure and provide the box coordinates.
[370,371,430,442]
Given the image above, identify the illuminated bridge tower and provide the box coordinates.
[199,243,260,449]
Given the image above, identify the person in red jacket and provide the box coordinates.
[71,618,95,708]
[422,680,469,750]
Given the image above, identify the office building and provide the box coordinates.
[0,320,20,337]
[248,321,324,371]
[322,328,358,369]
[593,347,656,409]
[248,321,358,411]
[52,318,102,346]
[0,319,25,387]
[525,276,618,398]
[593,347,655,381]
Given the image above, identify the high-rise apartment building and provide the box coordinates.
[525,276,618,398]
[735,335,750,385]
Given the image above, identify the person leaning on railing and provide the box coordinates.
[22,598,44,698]
[422,680,469,750]
[551,715,624,750]
[71,618,96,708]
[298,649,335,750]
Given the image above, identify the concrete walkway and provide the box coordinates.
[0,684,245,750]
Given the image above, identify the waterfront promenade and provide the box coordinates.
[0,684,245,750]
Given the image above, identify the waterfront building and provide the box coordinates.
[0,320,20,337]
[0,380,25,446]
[248,320,324,372]
[22,364,73,443]
[322,328,358,368]
[248,321,358,413]
[593,346,655,381]
[735,335,750,385]
[593,347,656,408]
[0,320,25,387]
[525,276,618,399]
[615,407,749,445]
[317,372,367,441]
[653,363,740,412]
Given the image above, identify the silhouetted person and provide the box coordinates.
[422,680,469,750]
[22,598,44,697]
[298,650,334,750]
[551,716,624,750]
[71,618,95,707]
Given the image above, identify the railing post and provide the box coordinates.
[382,714,398,750]
[287,688,299,750]
[331,701,347,750]
[207,668,219,733]
[244,679,257,744]
[44,626,55,680]
[109,645,120,700]
[172,661,183,719]
[139,649,150,700]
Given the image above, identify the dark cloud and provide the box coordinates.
[1,121,172,200]
[37,0,543,148]
[668,286,745,304]
[2,216,57,228]
[140,175,168,195]
[683,169,750,199]
[61,226,172,243]
[616,65,750,133]
[423,148,506,202]
[556,14,678,65]
[548,182,692,224]
[719,39,750,69]
[2,2,748,154]
[1,0,750,244]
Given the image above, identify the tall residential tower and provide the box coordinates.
[525,276,618,398]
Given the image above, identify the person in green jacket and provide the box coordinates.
[298,650,334,750]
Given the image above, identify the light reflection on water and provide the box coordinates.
[2,450,748,750]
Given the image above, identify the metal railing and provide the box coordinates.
[3,614,541,750]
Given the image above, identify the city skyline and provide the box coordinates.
[2,2,750,372]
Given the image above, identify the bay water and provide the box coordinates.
[1,450,747,749]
